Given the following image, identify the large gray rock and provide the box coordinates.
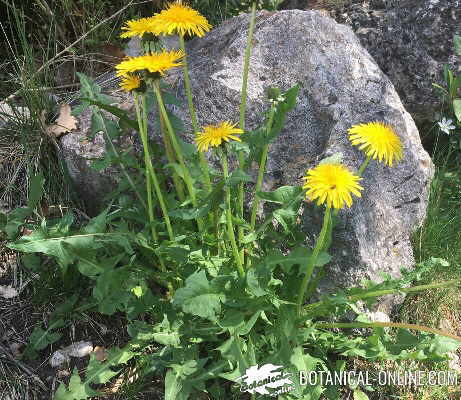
[166,10,434,312]
[293,0,461,125]
[333,0,461,124]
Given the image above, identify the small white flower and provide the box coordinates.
[438,117,456,134]
[268,94,286,107]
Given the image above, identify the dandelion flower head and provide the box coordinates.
[303,163,363,209]
[120,17,160,38]
[119,74,141,92]
[348,122,403,167]
[115,50,184,77]
[195,121,243,152]
[154,1,212,37]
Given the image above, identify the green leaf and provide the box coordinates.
[454,34,461,56]
[217,336,250,380]
[451,75,461,93]
[316,252,332,268]
[128,317,181,346]
[453,99,461,122]
[241,232,257,244]
[173,271,224,321]
[261,247,310,273]
[93,268,131,315]
[24,319,65,359]
[226,170,253,186]
[246,268,269,297]
[4,207,33,239]
[21,253,42,272]
[80,98,138,131]
[162,91,182,106]
[74,73,113,111]
[54,368,99,400]
[9,232,133,273]
[169,205,209,220]
[85,347,135,385]
[268,84,300,141]
[353,390,370,400]
[428,336,461,357]
[319,152,344,165]
[257,185,303,204]
[444,65,453,87]
[165,369,191,400]
[83,208,109,234]
[27,173,44,209]
[290,346,320,371]
[256,187,304,236]
[54,347,134,399]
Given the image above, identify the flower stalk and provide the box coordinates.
[315,321,461,343]
[304,278,461,314]
[220,149,245,278]
[151,80,204,232]
[134,93,173,270]
[249,105,276,230]
[137,94,174,242]
[357,154,372,177]
[297,204,331,315]
[237,1,258,263]
[159,110,186,202]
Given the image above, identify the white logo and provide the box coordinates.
[237,364,294,397]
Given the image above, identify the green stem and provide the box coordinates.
[249,106,276,230]
[236,2,258,264]
[304,278,461,313]
[221,151,245,278]
[179,35,212,195]
[239,1,257,133]
[315,321,461,342]
[151,80,204,232]
[159,109,186,202]
[140,94,158,246]
[358,154,372,177]
[135,93,174,245]
[297,204,331,315]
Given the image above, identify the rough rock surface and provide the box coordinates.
[59,91,136,215]
[283,0,461,124]
[166,10,434,312]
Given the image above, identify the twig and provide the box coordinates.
[0,343,48,391]
[1,0,144,103]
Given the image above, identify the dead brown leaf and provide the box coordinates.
[93,346,108,362]
[45,104,78,138]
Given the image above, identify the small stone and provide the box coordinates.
[448,352,461,372]
[67,341,93,358]
[50,351,70,368]
[365,311,391,323]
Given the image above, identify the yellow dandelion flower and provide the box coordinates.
[195,121,243,152]
[119,74,141,92]
[348,122,404,167]
[115,50,184,77]
[153,1,212,37]
[303,163,363,209]
[120,17,160,38]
